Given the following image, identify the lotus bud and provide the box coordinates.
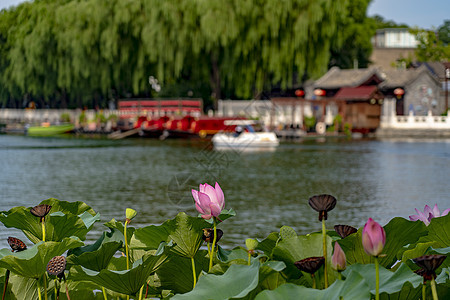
[245,238,258,254]
[125,208,137,224]
[7,237,27,252]
[331,242,346,271]
[362,218,386,257]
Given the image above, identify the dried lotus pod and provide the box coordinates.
[294,256,325,274]
[30,204,52,220]
[47,256,66,278]
[308,194,337,221]
[7,237,27,252]
[202,228,223,244]
[334,224,358,238]
[412,254,446,280]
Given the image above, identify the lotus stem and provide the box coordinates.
[422,283,426,300]
[102,287,107,300]
[43,274,48,300]
[207,242,211,258]
[248,251,251,266]
[191,257,197,288]
[124,221,130,270]
[430,277,438,300]
[375,257,380,300]
[64,278,70,300]
[138,284,144,300]
[312,273,316,289]
[208,218,217,272]
[2,269,10,300]
[37,280,42,300]
[321,218,328,288]
[42,218,46,241]
[338,272,342,280]
[54,279,58,300]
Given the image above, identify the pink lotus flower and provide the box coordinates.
[331,242,346,271]
[192,182,225,220]
[409,204,450,226]
[362,218,386,257]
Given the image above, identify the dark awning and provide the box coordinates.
[334,86,378,100]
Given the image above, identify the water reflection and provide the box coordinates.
[0,135,449,249]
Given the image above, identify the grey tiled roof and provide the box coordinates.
[314,67,385,89]
[314,65,439,89]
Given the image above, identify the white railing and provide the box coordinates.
[380,111,450,129]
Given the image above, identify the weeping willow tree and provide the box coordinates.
[0,0,352,108]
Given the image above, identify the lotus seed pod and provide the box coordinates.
[47,256,66,278]
[7,237,27,252]
[30,204,52,218]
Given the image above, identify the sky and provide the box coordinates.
[0,0,449,30]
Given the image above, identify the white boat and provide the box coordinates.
[212,120,279,151]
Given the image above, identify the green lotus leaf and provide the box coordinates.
[271,232,334,285]
[67,230,123,271]
[131,212,210,258]
[255,270,370,300]
[155,250,210,294]
[256,232,279,257]
[69,252,168,296]
[103,218,135,245]
[342,263,422,297]
[172,260,260,300]
[0,237,83,279]
[380,217,428,268]
[0,200,100,243]
[40,198,97,215]
[48,280,106,300]
[1,273,39,300]
[217,247,249,263]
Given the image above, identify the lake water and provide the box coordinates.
[1,134,449,249]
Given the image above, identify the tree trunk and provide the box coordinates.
[209,53,221,110]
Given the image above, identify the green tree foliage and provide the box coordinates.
[370,14,409,30]
[411,27,450,62]
[0,0,352,108]
[329,0,375,69]
[437,20,450,45]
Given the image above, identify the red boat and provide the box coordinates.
[116,99,246,139]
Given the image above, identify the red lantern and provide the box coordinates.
[393,88,405,96]
[295,89,305,97]
[314,89,326,96]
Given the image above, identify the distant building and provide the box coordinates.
[310,65,444,132]
[372,28,418,48]
[370,28,418,70]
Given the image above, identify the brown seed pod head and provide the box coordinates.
[294,256,325,274]
[202,228,223,244]
[47,256,66,278]
[7,237,27,252]
[30,204,52,219]
[334,225,358,239]
[308,194,337,221]
[412,255,446,274]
